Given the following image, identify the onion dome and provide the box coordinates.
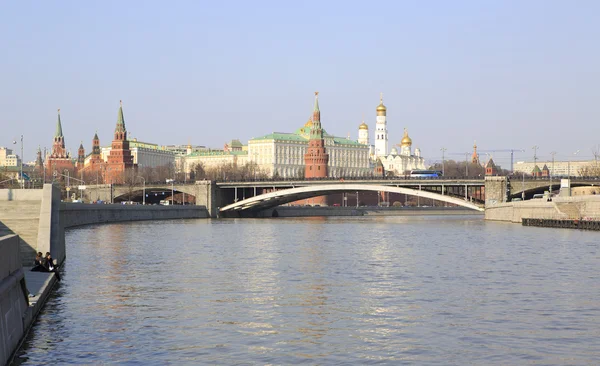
[359,122,368,130]
[376,93,387,114]
[304,117,313,128]
[400,128,412,146]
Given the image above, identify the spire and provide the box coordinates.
[310,92,323,139]
[116,100,126,133]
[79,141,84,149]
[55,108,63,137]
[93,130,99,141]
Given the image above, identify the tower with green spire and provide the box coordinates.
[106,100,135,183]
[304,92,329,185]
[47,108,75,181]
[50,109,67,158]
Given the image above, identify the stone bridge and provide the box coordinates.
[220,184,484,216]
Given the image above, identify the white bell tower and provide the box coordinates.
[374,93,388,158]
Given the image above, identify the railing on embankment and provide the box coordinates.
[523,218,600,231]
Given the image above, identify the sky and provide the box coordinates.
[1,0,599,169]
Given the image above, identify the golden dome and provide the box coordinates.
[376,92,387,113]
[359,122,368,130]
[400,128,412,146]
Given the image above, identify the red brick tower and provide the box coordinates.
[304,92,329,178]
[76,142,85,169]
[34,146,44,176]
[46,109,75,179]
[304,92,329,205]
[471,140,480,164]
[485,157,498,176]
[105,101,135,183]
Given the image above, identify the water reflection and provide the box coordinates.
[14,216,600,365]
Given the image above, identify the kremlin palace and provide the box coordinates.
[36,93,426,184]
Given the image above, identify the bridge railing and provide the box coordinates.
[213,176,486,183]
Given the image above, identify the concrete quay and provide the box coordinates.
[485,195,600,224]
[0,184,209,366]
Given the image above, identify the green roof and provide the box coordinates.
[55,110,63,137]
[250,129,362,146]
[187,150,248,157]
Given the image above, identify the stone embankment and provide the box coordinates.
[485,196,600,224]
[0,184,209,365]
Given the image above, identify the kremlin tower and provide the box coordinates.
[374,93,388,158]
[45,109,75,179]
[304,92,329,179]
[471,141,480,164]
[105,101,135,183]
[304,92,329,205]
[76,142,85,169]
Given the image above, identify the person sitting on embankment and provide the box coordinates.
[43,252,61,281]
[31,252,45,272]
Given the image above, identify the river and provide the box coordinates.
[14,216,600,365]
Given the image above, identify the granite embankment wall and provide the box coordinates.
[0,235,28,366]
[61,204,209,228]
[0,185,210,266]
[485,196,600,223]
[0,185,209,366]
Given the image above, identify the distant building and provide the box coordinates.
[514,160,598,177]
[0,147,21,167]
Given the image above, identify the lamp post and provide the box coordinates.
[166,179,174,204]
[20,135,23,189]
[440,147,447,176]
[137,176,146,205]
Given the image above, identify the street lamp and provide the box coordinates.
[137,176,146,205]
[12,135,24,189]
[166,179,174,205]
[440,147,447,176]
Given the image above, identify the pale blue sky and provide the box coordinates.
[1,0,599,168]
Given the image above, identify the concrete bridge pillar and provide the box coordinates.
[485,176,508,208]
[193,181,220,218]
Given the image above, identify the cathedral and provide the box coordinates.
[357,95,425,176]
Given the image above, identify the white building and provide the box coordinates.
[514,160,598,177]
[356,96,425,176]
[101,138,176,169]
[246,117,371,179]
[0,147,21,167]
[182,150,248,174]
[378,129,425,175]
[374,94,388,158]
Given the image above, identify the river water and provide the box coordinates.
[14,216,600,365]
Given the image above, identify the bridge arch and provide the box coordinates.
[220,184,484,212]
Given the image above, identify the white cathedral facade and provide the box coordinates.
[358,95,426,176]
